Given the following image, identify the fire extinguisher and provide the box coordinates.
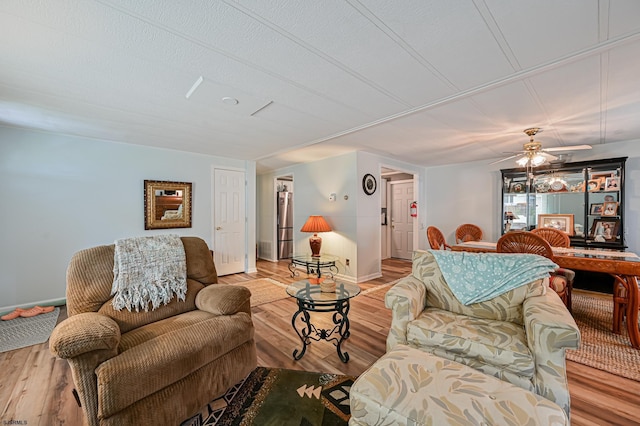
[410,201,418,218]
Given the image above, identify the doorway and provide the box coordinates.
[381,167,415,261]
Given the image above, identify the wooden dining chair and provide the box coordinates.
[455,223,483,243]
[496,231,572,311]
[612,276,639,336]
[427,226,451,250]
[531,227,570,248]
[531,227,575,310]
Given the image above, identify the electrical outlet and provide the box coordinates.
[346,259,350,266]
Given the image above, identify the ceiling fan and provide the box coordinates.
[490,128,592,167]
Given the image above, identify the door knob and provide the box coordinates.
[216,227,222,230]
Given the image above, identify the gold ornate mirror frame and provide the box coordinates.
[144,180,193,230]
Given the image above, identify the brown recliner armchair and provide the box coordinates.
[50,237,257,426]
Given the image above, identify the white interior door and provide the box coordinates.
[391,181,413,260]
[213,169,245,276]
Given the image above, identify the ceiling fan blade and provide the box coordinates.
[543,144,592,152]
[540,152,558,161]
[489,154,521,165]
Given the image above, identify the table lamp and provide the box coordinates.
[300,215,332,257]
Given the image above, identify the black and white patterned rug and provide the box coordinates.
[182,367,353,426]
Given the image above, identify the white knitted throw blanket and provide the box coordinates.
[111,234,187,312]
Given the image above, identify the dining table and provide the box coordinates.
[451,241,640,349]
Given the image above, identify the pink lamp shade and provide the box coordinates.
[300,215,332,257]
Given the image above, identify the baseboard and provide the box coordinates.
[354,272,383,283]
[1,297,66,314]
[334,273,356,284]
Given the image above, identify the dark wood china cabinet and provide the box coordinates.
[501,157,626,250]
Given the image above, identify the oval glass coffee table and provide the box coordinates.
[286,280,360,363]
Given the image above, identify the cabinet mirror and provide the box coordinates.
[144,180,193,230]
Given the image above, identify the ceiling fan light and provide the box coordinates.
[516,156,529,167]
[532,154,546,166]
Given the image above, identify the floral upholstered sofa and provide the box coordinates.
[385,250,580,417]
[350,345,568,425]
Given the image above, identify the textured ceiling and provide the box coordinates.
[1,1,640,173]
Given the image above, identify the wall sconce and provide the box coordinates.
[329,193,336,202]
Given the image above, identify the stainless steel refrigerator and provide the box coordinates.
[277,191,293,259]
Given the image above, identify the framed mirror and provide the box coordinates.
[144,180,193,230]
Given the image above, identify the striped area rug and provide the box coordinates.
[0,308,60,353]
[361,278,401,301]
[232,278,290,307]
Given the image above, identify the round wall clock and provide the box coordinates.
[362,173,377,195]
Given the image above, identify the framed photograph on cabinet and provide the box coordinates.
[590,203,603,215]
[587,179,600,192]
[510,181,526,193]
[590,218,620,241]
[537,214,575,236]
[605,177,620,191]
[589,173,611,190]
[602,201,619,217]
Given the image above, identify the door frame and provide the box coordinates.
[387,179,416,259]
[380,164,419,262]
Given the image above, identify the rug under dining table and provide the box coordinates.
[566,291,640,382]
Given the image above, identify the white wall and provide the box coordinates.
[425,139,640,253]
[357,152,426,279]
[425,161,501,244]
[257,151,426,282]
[0,126,256,311]
[257,152,358,279]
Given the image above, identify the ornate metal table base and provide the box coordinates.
[291,298,351,363]
[289,254,339,279]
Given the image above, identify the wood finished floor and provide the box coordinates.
[1,258,639,425]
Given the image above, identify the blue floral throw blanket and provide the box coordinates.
[429,250,557,305]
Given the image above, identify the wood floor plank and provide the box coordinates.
[0,258,639,425]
